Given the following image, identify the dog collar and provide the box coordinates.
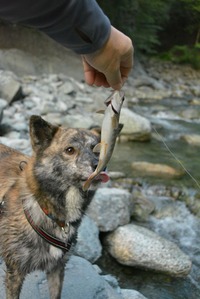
[23,205,71,253]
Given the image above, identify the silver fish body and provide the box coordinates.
[83,91,124,191]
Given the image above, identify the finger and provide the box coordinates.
[93,72,110,87]
[82,57,95,85]
[105,68,122,90]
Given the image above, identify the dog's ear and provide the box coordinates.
[30,115,59,153]
[89,126,101,137]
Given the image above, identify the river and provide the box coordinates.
[98,95,200,299]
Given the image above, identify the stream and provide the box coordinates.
[99,95,200,299]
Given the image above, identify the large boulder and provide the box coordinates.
[0,256,123,299]
[119,108,151,141]
[0,71,23,103]
[105,224,192,277]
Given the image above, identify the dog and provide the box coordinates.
[0,115,102,299]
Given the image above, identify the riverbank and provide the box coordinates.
[0,39,200,298]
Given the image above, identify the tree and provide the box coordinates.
[98,0,171,53]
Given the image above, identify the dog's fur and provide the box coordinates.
[0,115,101,299]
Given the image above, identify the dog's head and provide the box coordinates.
[29,115,102,191]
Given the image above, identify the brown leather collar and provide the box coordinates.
[23,204,71,253]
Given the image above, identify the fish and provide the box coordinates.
[83,90,125,191]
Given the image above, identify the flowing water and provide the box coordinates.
[98,96,200,299]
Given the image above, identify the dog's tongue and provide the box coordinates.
[95,171,110,183]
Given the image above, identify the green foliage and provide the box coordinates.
[160,44,200,69]
[98,0,171,54]
[98,0,200,57]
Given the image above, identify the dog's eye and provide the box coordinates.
[65,147,75,155]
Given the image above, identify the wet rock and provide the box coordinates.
[190,85,200,97]
[188,97,200,105]
[181,191,200,218]
[75,216,102,263]
[121,289,148,299]
[0,71,23,103]
[105,224,192,277]
[108,171,126,180]
[181,134,200,146]
[131,189,155,222]
[119,108,151,141]
[87,188,131,232]
[179,108,200,120]
[131,161,185,179]
[0,109,3,124]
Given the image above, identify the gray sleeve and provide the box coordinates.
[0,0,111,54]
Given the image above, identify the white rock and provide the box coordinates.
[119,108,151,141]
[105,224,192,277]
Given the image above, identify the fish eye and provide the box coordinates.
[65,147,75,155]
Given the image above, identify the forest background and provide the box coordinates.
[98,0,200,68]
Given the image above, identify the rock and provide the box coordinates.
[0,71,23,103]
[75,216,102,263]
[179,108,200,119]
[0,49,38,76]
[0,256,123,299]
[105,224,192,277]
[0,98,8,110]
[119,108,151,141]
[62,256,123,299]
[181,134,200,146]
[0,137,31,154]
[108,171,126,180]
[62,113,94,129]
[131,189,155,222]
[190,85,200,97]
[87,188,131,232]
[58,81,75,95]
[0,109,3,124]
[131,161,185,179]
[188,97,200,105]
[121,289,148,299]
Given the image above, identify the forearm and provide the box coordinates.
[0,0,111,54]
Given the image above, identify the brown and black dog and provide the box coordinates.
[0,115,102,299]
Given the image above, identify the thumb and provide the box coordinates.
[105,69,122,90]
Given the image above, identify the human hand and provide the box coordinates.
[82,26,134,90]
